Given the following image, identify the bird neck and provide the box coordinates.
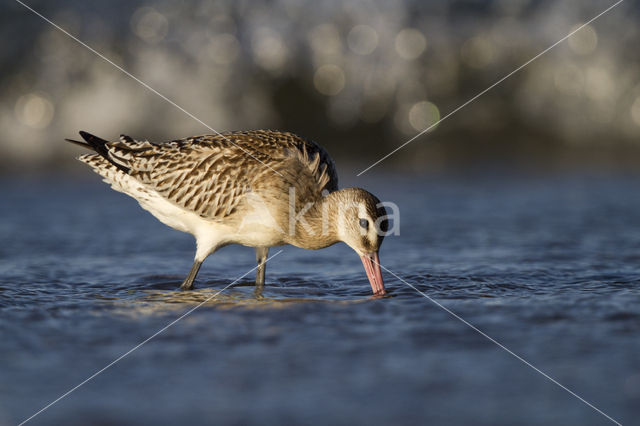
[287,191,344,250]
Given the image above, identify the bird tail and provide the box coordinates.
[66,131,130,173]
[65,138,90,149]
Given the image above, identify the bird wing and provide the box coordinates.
[101,130,339,220]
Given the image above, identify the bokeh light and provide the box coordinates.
[308,24,342,58]
[314,64,345,96]
[14,93,55,129]
[251,27,288,74]
[460,35,495,69]
[408,101,440,132]
[130,7,168,44]
[585,67,615,101]
[568,24,598,55]
[347,25,378,55]
[394,28,427,60]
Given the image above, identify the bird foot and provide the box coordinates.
[179,282,194,291]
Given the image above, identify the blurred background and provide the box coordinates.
[2,2,640,425]
[1,0,639,174]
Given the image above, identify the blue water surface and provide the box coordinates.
[0,171,639,425]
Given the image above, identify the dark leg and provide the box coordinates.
[180,259,202,290]
[255,247,269,285]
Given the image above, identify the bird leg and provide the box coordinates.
[255,247,269,286]
[180,259,202,290]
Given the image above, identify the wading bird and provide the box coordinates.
[67,130,388,295]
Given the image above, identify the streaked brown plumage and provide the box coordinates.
[68,130,387,295]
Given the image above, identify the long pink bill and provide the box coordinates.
[360,251,386,296]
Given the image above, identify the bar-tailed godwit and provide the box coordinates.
[67,130,388,295]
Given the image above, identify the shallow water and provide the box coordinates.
[1,172,639,425]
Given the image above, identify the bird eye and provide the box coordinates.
[359,218,369,229]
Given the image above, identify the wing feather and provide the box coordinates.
[99,130,338,220]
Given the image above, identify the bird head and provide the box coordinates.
[334,188,388,296]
